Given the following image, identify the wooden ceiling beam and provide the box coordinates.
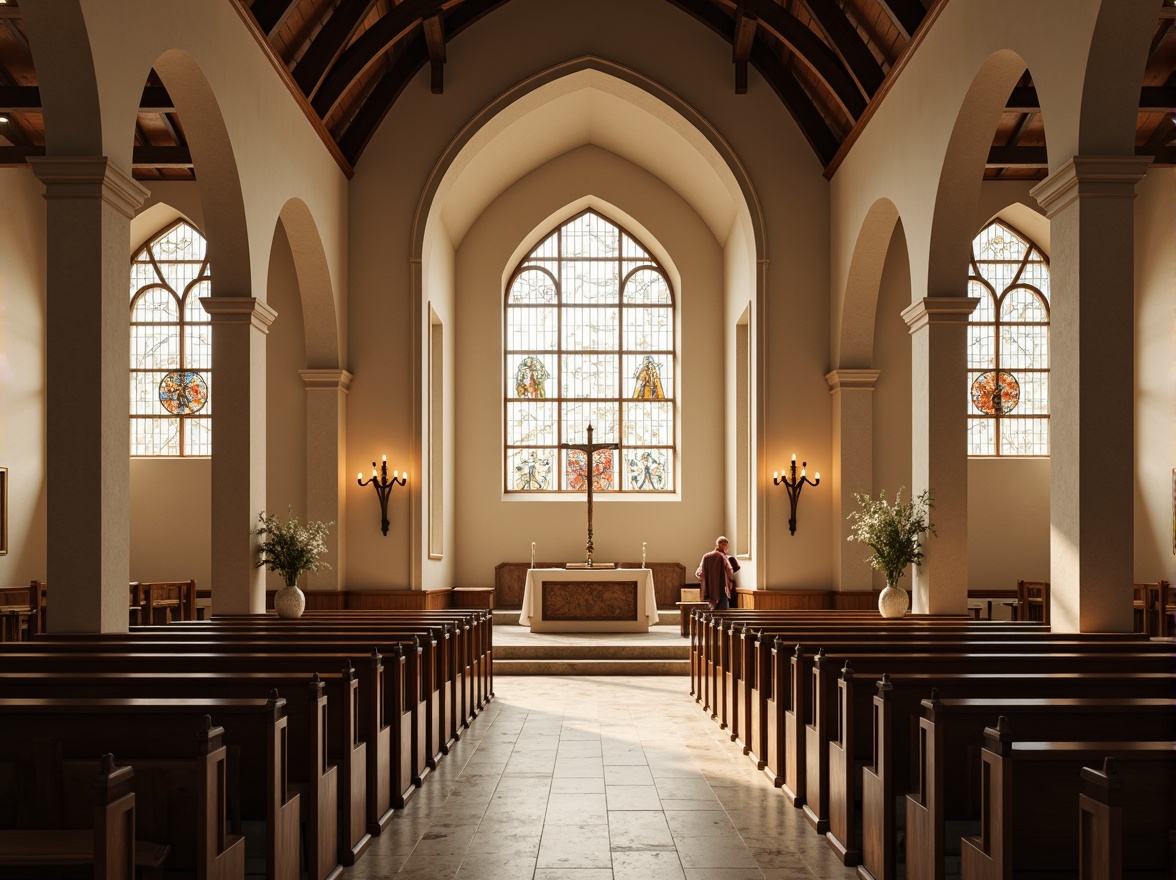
[423,13,446,94]
[0,145,193,168]
[0,85,38,110]
[2,18,32,60]
[986,146,1047,168]
[312,0,451,118]
[250,0,300,36]
[732,10,757,95]
[750,41,840,165]
[1003,85,1175,114]
[874,0,925,40]
[727,0,866,117]
[294,0,382,99]
[798,0,884,97]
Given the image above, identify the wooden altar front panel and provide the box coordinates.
[495,561,685,608]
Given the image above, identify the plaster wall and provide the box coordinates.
[1134,167,1176,584]
[0,170,47,585]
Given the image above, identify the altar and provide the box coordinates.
[519,568,660,633]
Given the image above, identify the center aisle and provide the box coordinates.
[339,675,859,880]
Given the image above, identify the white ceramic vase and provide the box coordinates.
[878,581,909,618]
[275,582,306,619]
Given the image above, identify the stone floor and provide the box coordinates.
[337,675,860,880]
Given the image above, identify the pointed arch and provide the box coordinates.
[835,197,902,369]
[276,198,340,370]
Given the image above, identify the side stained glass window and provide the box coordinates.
[966,220,1050,456]
[130,221,212,456]
[505,210,675,493]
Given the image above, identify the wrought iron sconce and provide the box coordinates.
[358,455,406,536]
[773,454,819,535]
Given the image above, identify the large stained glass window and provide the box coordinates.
[130,221,212,456]
[967,221,1050,456]
[505,211,675,493]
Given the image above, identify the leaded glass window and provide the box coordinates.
[505,211,675,493]
[967,221,1050,456]
[129,221,212,456]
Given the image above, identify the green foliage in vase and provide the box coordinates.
[847,488,935,587]
[254,509,333,587]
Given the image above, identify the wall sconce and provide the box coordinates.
[773,454,819,535]
[358,455,406,536]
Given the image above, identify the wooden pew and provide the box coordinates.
[959,720,1175,880]
[0,667,368,875]
[837,669,1176,879]
[0,753,169,880]
[0,705,249,880]
[905,695,1175,880]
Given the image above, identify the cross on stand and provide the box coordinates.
[560,424,619,568]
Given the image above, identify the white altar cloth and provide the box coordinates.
[519,568,659,632]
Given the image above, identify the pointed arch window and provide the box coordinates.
[129,221,213,456]
[966,220,1050,456]
[505,210,675,493]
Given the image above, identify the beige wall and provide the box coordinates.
[1134,167,1176,584]
[0,170,47,585]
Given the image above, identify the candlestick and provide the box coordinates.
[642,542,647,568]
[531,542,536,569]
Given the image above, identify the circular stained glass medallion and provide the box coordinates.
[970,370,1019,415]
[159,371,209,415]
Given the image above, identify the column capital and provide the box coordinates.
[200,297,278,333]
[1031,155,1153,217]
[825,369,881,392]
[299,368,353,392]
[901,296,980,334]
[28,156,149,218]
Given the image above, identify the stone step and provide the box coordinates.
[496,643,688,660]
[494,658,690,675]
[492,607,682,627]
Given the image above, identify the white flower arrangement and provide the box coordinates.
[254,509,333,587]
[846,488,934,587]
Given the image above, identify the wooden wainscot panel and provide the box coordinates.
[735,589,835,610]
[346,588,453,610]
[833,591,879,611]
[451,588,495,610]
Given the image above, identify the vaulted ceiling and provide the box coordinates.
[0,0,1173,181]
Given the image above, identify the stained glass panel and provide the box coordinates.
[510,448,556,491]
[504,210,675,492]
[967,221,1050,457]
[130,221,212,456]
[565,448,615,491]
[507,402,557,446]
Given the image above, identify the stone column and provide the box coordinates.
[901,296,978,615]
[825,369,881,592]
[299,368,352,591]
[1031,156,1151,633]
[29,157,148,633]
[200,297,278,615]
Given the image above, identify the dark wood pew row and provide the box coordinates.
[904,695,1175,880]
[0,667,368,875]
[775,644,1173,830]
[0,753,170,880]
[0,646,411,830]
[959,721,1175,880]
[839,669,1176,879]
[0,699,289,880]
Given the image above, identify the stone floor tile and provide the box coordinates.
[612,849,687,880]
[674,835,762,869]
[533,870,615,880]
[605,784,662,810]
[538,823,613,869]
[607,809,676,851]
[546,791,609,825]
[605,764,654,786]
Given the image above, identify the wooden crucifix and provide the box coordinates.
[560,424,619,568]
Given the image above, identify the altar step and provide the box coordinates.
[492,614,690,675]
[491,607,683,627]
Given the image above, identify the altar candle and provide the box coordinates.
[531,542,536,568]
[642,542,647,568]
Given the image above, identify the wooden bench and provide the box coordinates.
[0,704,248,879]
[959,722,1175,879]
[0,754,169,880]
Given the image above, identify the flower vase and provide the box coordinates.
[878,580,909,618]
[275,580,306,619]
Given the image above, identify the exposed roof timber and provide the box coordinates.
[1149,17,1173,56]
[312,0,450,118]
[294,0,382,99]
[335,0,507,164]
[726,0,866,117]
[798,0,884,96]
[2,17,31,59]
[0,85,176,113]
[0,8,22,20]
[1004,85,1176,113]
[732,9,756,94]
[1142,113,1175,153]
[986,144,1175,168]
[250,0,300,36]
[423,12,446,94]
[874,0,925,40]
[0,144,193,167]
[1005,110,1035,147]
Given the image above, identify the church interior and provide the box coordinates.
[0,0,1174,878]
